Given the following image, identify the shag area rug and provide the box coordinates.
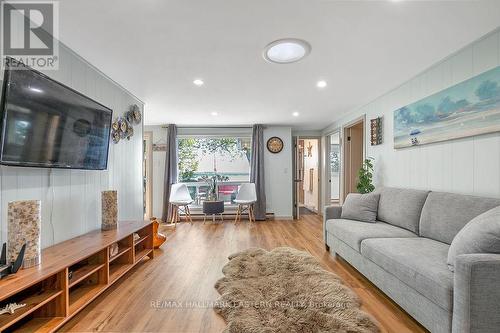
[214,247,379,333]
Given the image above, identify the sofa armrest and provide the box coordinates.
[453,253,500,333]
[323,206,342,244]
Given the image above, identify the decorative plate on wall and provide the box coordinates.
[267,136,284,153]
[111,104,142,144]
[126,104,142,125]
[111,119,121,143]
[111,128,121,144]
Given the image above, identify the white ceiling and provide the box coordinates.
[57,0,500,130]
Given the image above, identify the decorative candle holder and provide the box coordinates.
[7,200,41,269]
[101,190,118,230]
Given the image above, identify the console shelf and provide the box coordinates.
[109,263,133,282]
[0,220,154,333]
[68,263,106,288]
[9,316,65,333]
[0,289,63,331]
[109,247,131,263]
[68,284,106,316]
[135,248,153,263]
[134,234,149,246]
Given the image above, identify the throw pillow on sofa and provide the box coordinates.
[447,205,500,272]
[341,193,380,223]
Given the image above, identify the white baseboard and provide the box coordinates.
[273,215,293,220]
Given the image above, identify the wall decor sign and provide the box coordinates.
[152,143,167,152]
[306,142,313,157]
[394,66,500,149]
[370,117,383,146]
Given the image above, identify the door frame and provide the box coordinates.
[325,130,342,206]
[292,136,298,219]
[292,136,322,219]
[341,115,366,203]
[143,131,153,219]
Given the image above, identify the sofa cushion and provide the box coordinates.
[361,238,453,311]
[447,205,500,271]
[376,187,429,233]
[325,219,417,252]
[419,192,500,244]
[341,193,380,223]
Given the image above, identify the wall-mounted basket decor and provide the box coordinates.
[112,104,141,144]
[370,117,383,146]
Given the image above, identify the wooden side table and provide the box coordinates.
[203,200,224,223]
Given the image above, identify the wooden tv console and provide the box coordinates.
[0,220,154,332]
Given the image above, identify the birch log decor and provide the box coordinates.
[7,200,41,269]
[101,190,118,230]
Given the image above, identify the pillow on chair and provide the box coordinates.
[341,193,380,223]
[447,205,500,272]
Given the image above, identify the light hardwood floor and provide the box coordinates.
[60,215,428,333]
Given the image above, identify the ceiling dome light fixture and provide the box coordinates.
[193,79,204,86]
[292,111,300,117]
[263,38,311,64]
[316,80,327,89]
[210,111,218,116]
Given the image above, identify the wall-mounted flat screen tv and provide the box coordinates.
[0,60,113,170]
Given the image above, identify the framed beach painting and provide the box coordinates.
[394,66,500,149]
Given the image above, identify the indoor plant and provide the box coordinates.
[357,158,375,194]
[201,174,229,201]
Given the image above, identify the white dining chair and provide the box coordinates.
[169,183,194,226]
[234,183,257,223]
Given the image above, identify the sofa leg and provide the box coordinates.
[325,244,330,252]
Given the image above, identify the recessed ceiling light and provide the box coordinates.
[263,38,311,64]
[210,111,218,116]
[292,111,300,117]
[193,79,204,86]
[316,80,327,88]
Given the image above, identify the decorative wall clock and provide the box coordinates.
[267,136,284,153]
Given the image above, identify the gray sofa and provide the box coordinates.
[323,187,500,333]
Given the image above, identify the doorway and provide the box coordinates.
[293,137,320,218]
[343,119,364,198]
[143,131,153,219]
[329,132,341,203]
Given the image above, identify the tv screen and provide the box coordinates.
[0,62,112,170]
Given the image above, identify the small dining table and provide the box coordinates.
[202,200,224,223]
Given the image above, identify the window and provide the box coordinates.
[177,136,251,208]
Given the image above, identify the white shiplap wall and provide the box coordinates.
[143,125,167,219]
[323,28,500,201]
[264,126,293,218]
[0,44,144,248]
